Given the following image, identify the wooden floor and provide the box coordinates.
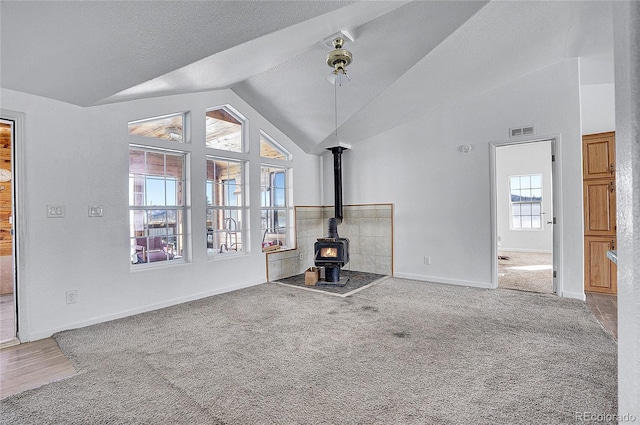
[1,293,16,344]
[0,337,76,399]
[586,292,618,340]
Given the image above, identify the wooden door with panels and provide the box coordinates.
[0,121,13,296]
[582,132,616,294]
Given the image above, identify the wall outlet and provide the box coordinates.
[66,290,78,304]
[299,253,304,260]
[424,256,431,265]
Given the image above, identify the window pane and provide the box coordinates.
[532,202,541,215]
[165,154,183,178]
[129,149,145,175]
[206,108,242,152]
[531,189,542,201]
[166,179,177,206]
[520,175,530,189]
[146,178,165,206]
[276,210,287,229]
[131,210,147,236]
[531,216,542,228]
[512,204,521,215]
[146,151,166,176]
[510,176,520,190]
[520,189,531,201]
[148,209,167,232]
[274,188,285,207]
[521,203,532,215]
[130,176,145,206]
[129,113,184,142]
[512,216,521,228]
[260,132,291,160]
[530,175,542,188]
[521,216,532,228]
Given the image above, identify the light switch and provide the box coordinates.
[88,206,104,217]
[46,205,65,218]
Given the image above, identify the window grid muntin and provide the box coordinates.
[206,156,246,258]
[510,174,543,230]
[129,146,186,265]
[261,165,289,248]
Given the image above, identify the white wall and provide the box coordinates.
[613,0,640,417]
[325,59,584,299]
[581,83,615,134]
[496,142,553,253]
[580,55,615,135]
[1,87,322,341]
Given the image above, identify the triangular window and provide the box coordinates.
[260,132,291,161]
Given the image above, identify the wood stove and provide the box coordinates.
[315,218,349,282]
[314,147,350,284]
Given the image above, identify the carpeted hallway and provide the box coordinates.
[0,278,616,424]
[498,251,553,294]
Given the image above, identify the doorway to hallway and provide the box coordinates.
[492,139,557,295]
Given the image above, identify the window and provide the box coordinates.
[128,113,185,142]
[261,165,289,249]
[129,147,186,265]
[260,131,291,161]
[205,107,243,152]
[510,174,543,229]
[206,157,245,258]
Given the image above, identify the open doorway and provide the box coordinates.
[1,118,17,346]
[494,140,555,294]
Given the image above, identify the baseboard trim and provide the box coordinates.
[560,290,586,301]
[393,273,493,289]
[28,279,265,341]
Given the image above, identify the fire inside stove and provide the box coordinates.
[321,247,338,257]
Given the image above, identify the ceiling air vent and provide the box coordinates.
[510,125,535,138]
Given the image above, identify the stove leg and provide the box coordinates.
[325,267,340,282]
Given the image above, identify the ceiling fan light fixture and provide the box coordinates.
[326,38,352,73]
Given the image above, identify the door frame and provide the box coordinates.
[1,109,28,342]
[490,135,561,294]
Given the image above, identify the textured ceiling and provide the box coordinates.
[0,1,614,154]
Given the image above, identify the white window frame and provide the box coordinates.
[129,145,188,267]
[206,156,247,259]
[261,164,292,249]
[509,174,543,231]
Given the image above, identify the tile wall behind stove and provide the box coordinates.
[266,204,393,282]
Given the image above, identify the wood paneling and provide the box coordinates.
[0,122,12,259]
[584,236,617,294]
[583,132,615,180]
[583,179,616,235]
[583,132,616,294]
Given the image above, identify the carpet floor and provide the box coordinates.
[498,251,553,294]
[0,278,616,424]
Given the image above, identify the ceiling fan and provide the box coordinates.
[326,37,353,85]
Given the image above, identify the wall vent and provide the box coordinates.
[509,125,535,138]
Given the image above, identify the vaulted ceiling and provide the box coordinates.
[0,1,614,154]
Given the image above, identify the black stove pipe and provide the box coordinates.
[329,147,348,223]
